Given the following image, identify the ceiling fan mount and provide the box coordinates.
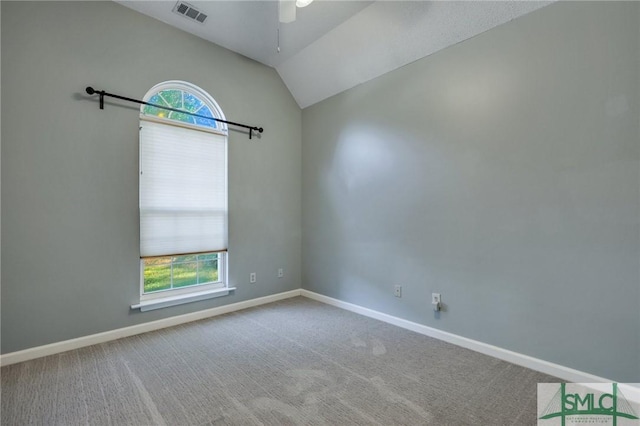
[279,0,314,24]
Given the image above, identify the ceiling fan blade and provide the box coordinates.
[279,0,296,23]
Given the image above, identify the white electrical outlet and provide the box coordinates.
[432,293,442,312]
[394,285,402,298]
[250,272,257,283]
[432,293,441,304]
[277,268,284,278]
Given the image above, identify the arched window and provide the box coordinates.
[135,81,229,311]
[141,81,227,132]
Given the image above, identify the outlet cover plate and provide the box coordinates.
[394,285,402,298]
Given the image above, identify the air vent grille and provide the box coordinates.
[173,1,207,24]
[176,3,188,14]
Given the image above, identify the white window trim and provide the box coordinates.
[131,286,236,312]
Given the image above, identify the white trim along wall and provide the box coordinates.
[2,290,638,398]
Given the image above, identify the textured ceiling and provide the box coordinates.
[279,1,552,108]
[116,0,372,66]
[116,1,552,108]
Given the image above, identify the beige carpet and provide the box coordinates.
[1,296,557,425]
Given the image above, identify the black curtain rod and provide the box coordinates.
[85,86,263,139]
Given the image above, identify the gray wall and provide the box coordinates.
[302,1,639,382]
[2,0,638,384]
[1,1,301,353]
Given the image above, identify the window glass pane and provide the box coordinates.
[147,94,166,105]
[168,110,196,125]
[159,90,182,109]
[143,252,223,294]
[183,92,203,113]
[143,258,172,293]
[173,254,197,263]
[172,261,198,288]
[143,94,170,118]
[194,106,217,128]
[198,257,219,284]
[198,253,218,261]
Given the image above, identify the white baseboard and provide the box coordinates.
[300,289,640,396]
[0,289,302,367]
[3,287,637,399]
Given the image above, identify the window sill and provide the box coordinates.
[131,287,235,312]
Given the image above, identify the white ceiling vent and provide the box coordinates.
[173,2,207,24]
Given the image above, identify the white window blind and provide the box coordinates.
[139,119,227,258]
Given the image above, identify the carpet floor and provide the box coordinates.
[1,296,558,425]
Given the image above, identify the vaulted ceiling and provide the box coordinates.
[116,1,552,108]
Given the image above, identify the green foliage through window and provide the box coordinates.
[143,252,221,293]
[142,89,218,129]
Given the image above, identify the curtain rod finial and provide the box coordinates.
[86,87,95,95]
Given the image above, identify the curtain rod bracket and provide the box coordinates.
[85,86,105,110]
[85,86,264,139]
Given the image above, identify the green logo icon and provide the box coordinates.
[539,383,639,425]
